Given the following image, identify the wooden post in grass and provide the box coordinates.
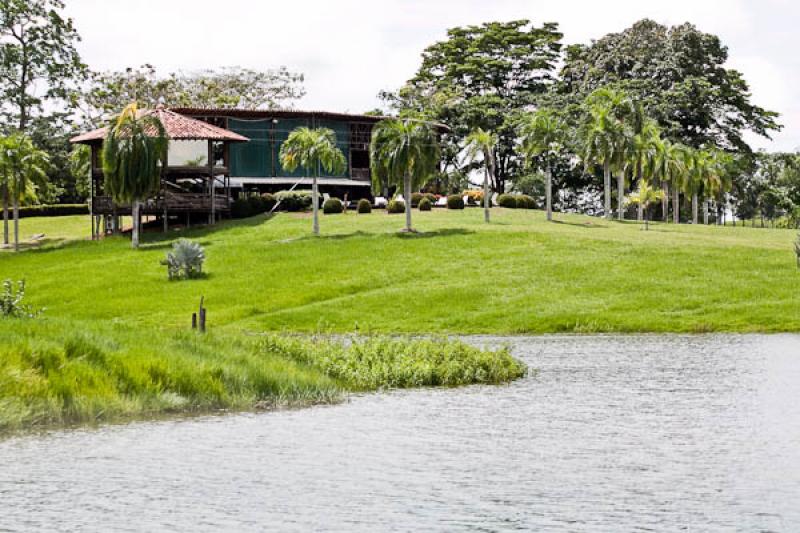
[198,296,206,333]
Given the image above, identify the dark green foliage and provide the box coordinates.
[247,194,266,215]
[418,197,432,211]
[447,194,465,209]
[230,198,252,219]
[411,192,424,207]
[231,194,274,218]
[387,199,406,214]
[424,193,437,204]
[16,204,87,218]
[516,195,537,209]
[498,194,518,208]
[261,193,277,211]
[161,239,205,281]
[263,335,527,390]
[323,198,344,214]
[275,190,315,212]
[357,198,372,214]
[1,280,42,318]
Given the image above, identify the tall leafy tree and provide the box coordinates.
[464,128,497,223]
[382,20,562,192]
[102,103,167,249]
[0,0,85,131]
[521,109,567,221]
[0,133,49,250]
[279,127,346,236]
[370,119,440,233]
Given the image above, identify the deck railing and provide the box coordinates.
[91,193,230,215]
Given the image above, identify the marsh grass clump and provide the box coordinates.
[262,334,527,390]
[162,239,205,280]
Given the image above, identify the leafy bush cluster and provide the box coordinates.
[231,193,276,218]
[17,204,89,218]
[447,194,465,210]
[323,198,344,214]
[161,239,205,280]
[387,199,406,214]
[357,198,372,213]
[463,190,484,205]
[410,192,425,207]
[275,190,316,212]
[418,197,432,211]
[498,193,536,209]
[1,280,41,318]
[262,335,527,390]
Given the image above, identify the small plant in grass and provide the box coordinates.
[387,199,406,214]
[323,198,344,214]
[357,198,372,213]
[1,279,42,318]
[447,194,465,209]
[497,193,517,208]
[162,239,205,281]
[795,234,800,268]
[418,197,432,211]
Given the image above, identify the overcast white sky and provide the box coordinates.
[64,0,799,152]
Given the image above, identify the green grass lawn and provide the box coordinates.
[2,208,798,334]
[1,207,797,431]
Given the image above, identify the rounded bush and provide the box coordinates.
[323,198,344,214]
[410,192,424,207]
[446,194,465,210]
[387,199,406,214]
[261,193,277,211]
[357,198,372,214]
[418,197,432,211]
[516,194,536,209]
[497,194,517,209]
[423,193,437,204]
[231,198,252,218]
[275,190,314,212]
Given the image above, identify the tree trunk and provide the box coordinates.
[131,200,141,248]
[673,187,680,224]
[644,208,649,231]
[692,193,698,224]
[12,195,19,252]
[617,171,624,221]
[662,183,669,222]
[703,200,709,225]
[545,165,552,222]
[312,175,319,235]
[604,162,611,219]
[484,166,491,223]
[404,174,413,232]
[2,184,8,246]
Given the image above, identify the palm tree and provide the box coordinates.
[279,127,346,236]
[102,102,168,248]
[650,139,689,224]
[625,115,661,222]
[584,89,628,219]
[370,119,440,233]
[521,109,566,222]
[626,180,664,230]
[0,134,50,251]
[0,149,9,247]
[464,128,497,223]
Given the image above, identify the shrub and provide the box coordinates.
[17,204,89,218]
[410,192,424,207]
[497,194,517,208]
[387,199,406,214]
[424,193,437,204]
[0,280,42,318]
[447,194,465,210]
[323,198,344,214]
[230,198,252,219]
[464,190,484,206]
[516,194,536,209]
[357,198,372,214]
[161,239,205,281]
[261,193,277,211]
[275,190,315,212]
[247,194,266,215]
[418,197,432,211]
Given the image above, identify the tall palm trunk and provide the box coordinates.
[672,186,680,224]
[131,200,141,248]
[312,175,320,235]
[617,172,624,221]
[12,194,19,252]
[484,165,491,223]
[662,183,669,222]
[2,184,8,246]
[545,165,552,222]
[404,174,413,232]
[703,199,709,225]
[691,192,698,224]
[604,161,611,219]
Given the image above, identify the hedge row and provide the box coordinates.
[13,204,89,218]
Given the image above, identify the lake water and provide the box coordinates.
[1,335,799,532]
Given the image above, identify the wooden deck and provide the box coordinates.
[92,193,230,216]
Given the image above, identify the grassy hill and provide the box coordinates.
[1,208,797,431]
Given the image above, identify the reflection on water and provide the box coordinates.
[1,335,799,531]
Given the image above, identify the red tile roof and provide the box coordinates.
[70,106,250,144]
